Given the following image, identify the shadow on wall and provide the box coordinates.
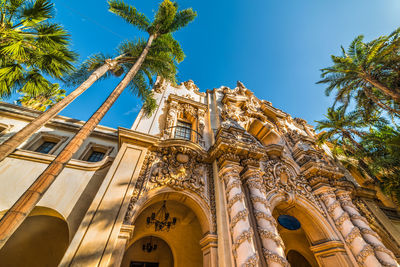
[0,207,69,267]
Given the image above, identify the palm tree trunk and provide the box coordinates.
[0,34,156,249]
[0,56,122,163]
[363,75,400,103]
[343,131,363,151]
[363,87,400,116]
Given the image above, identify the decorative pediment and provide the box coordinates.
[210,126,265,164]
[218,82,288,146]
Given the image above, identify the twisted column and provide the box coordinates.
[337,190,399,267]
[242,166,289,267]
[220,161,259,267]
[318,187,381,266]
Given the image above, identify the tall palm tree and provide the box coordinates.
[0,0,196,249]
[0,0,77,98]
[318,29,400,111]
[0,33,181,162]
[315,106,381,182]
[316,106,366,150]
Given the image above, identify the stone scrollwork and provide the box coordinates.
[262,159,325,214]
[148,146,208,200]
[356,244,375,265]
[232,228,254,252]
[263,249,290,267]
[219,81,278,131]
[244,254,259,267]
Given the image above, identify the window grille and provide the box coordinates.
[87,151,105,162]
[175,121,192,140]
[35,141,57,154]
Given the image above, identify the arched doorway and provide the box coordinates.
[269,194,354,266]
[287,250,312,267]
[0,207,69,267]
[122,236,173,267]
[272,209,318,267]
[124,194,206,267]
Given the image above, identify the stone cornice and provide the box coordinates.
[355,187,377,199]
[8,149,113,171]
[310,240,346,256]
[119,127,208,160]
[301,160,343,181]
[209,126,265,163]
[199,234,218,250]
[168,94,208,111]
[118,127,159,148]
[0,102,118,140]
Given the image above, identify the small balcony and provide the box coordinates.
[166,126,204,147]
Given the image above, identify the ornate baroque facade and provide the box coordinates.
[0,79,400,267]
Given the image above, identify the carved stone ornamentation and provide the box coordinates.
[148,146,208,200]
[124,151,154,224]
[219,82,279,131]
[262,159,325,214]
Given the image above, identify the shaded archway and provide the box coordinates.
[122,236,173,267]
[0,207,69,267]
[269,193,354,266]
[287,250,312,267]
[273,209,319,267]
[126,190,209,267]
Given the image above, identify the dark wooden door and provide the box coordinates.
[130,261,159,267]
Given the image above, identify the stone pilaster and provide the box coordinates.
[242,165,288,267]
[219,160,259,267]
[336,190,399,267]
[316,186,381,267]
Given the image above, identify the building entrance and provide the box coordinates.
[130,261,159,267]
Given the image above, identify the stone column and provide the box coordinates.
[242,165,288,267]
[200,233,219,267]
[219,160,259,267]
[109,225,134,267]
[337,190,399,267]
[316,186,381,267]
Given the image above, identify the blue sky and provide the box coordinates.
[51,0,400,129]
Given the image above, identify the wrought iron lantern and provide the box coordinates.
[142,236,157,253]
[146,201,177,231]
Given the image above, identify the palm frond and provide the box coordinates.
[108,0,150,32]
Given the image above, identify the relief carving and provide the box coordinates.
[148,147,208,201]
[220,82,274,130]
[262,159,325,215]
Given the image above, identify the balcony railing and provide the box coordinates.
[166,126,204,146]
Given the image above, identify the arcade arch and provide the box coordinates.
[269,193,354,266]
[124,190,213,267]
[0,206,69,267]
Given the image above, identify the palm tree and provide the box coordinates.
[315,106,382,183]
[16,83,66,111]
[0,35,179,161]
[0,14,185,163]
[318,29,400,111]
[0,0,77,98]
[0,0,196,249]
[316,106,366,150]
